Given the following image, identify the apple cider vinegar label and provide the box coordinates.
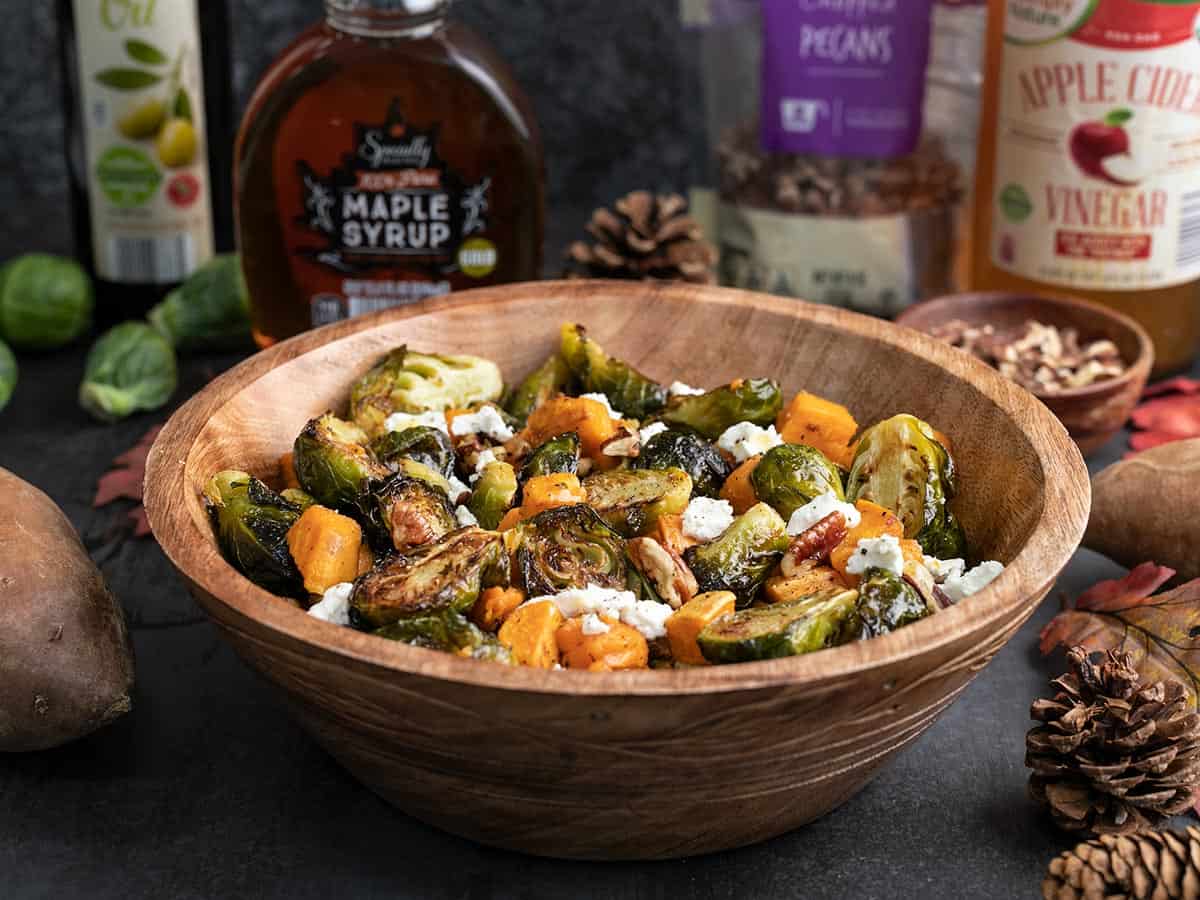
[991,0,1200,291]
[72,0,215,284]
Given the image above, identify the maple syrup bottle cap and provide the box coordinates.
[325,0,448,36]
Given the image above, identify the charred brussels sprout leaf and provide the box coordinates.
[633,430,731,498]
[203,470,303,597]
[920,511,967,561]
[79,322,177,422]
[683,502,789,606]
[520,432,580,485]
[293,413,388,513]
[366,471,456,552]
[657,378,782,439]
[349,346,503,437]
[468,461,518,530]
[697,588,858,663]
[350,528,504,628]
[371,425,455,479]
[515,504,629,596]
[374,611,513,663]
[582,467,692,537]
[279,488,316,511]
[506,352,575,423]
[559,323,666,419]
[846,413,962,556]
[850,568,932,640]
[750,443,844,519]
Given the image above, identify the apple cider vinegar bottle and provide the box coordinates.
[971,0,1200,375]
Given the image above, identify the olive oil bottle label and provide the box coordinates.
[275,100,497,325]
[72,0,215,284]
[990,0,1200,291]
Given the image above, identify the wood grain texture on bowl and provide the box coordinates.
[897,292,1153,456]
[144,280,1090,859]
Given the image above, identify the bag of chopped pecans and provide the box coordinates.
[682,0,985,316]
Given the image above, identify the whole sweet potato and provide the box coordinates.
[1084,440,1200,581]
[0,468,134,751]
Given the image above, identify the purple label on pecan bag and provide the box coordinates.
[759,0,936,159]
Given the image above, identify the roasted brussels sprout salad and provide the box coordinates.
[205,323,1005,671]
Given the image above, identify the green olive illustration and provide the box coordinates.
[155,118,197,168]
[117,97,167,140]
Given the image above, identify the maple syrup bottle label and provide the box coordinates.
[71,0,216,283]
[276,101,498,325]
[990,0,1200,291]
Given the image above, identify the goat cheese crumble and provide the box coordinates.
[580,392,624,421]
[845,534,905,578]
[786,492,862,536]
[682,497,735,542]
[716,422,783,463]
[668,381,705,397]
[529,583,672,640]
[922,555,966,582]
[639,421,668,445]
[941,560,1004,603]
[469,448,498,484]
[580,613,611,635]
[446,474,471,502]
[449,406,514,442]
[308,582,354,626]
[384,409,449,434]
[455,505,478,527]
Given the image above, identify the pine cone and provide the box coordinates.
[1042,826,1200,899]
[564,190,718,284]
[1027,646,1200,836]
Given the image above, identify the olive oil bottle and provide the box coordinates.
[58,0,234,324]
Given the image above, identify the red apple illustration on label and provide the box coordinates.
[1069,108,1141,187]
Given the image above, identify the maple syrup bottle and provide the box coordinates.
[235,0,544,347]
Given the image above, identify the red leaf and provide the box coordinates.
[1130,394,1200,435]
[93,425,162,539]
[1143,376,1200,398]
[1073,561,1176,612]
[1128,430,1188,452]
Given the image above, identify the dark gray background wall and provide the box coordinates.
[3,1,702,260]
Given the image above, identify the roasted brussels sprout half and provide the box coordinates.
[506,352,574,424]
[683,502,789,606]
[366,471,456,552]
[349,346,504,437]
[374,611,512,662]
[350,527,504,628]
[919,511,967,561]
[559,323,666,419]
[279,487,316,511]
[750,443,844,519]
[371,425,455,479]
[846,413,962,557]
[697,588,858,663]
[203,470,303,597]
[657,378,782,439]
[519,432,580,485]
[582,467,692,537]
[515,504,630,596]
[633,430,731,498]
[467,461,518,530]
[293,413,388,513]
[850,568,933,640]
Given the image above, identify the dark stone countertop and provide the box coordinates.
[2,332,1190,900]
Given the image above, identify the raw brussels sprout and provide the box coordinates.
[0,253,93,350]
[683,502,789,606]
[657,378,782,439]
[506,352,574,423]
[519,432,580,484]
[849,568,933,640]
[293,413,388,513]
[0,338,15,412]
[350,527,504,629]
[846,414,963,557]
[203,470,303,597]
[750,443,844,520]
[559,323,666,419]
[366,471,457,552]
[697,588,858,663]
[633,430,731,498]
[147,254,251,350]
[372,425,455,479]
[582,467,692,537]
[279,488,317,511]
[375,611,512,663]
[515,504,630,596]
[78,322,177,423]
[467,461,518,530]
[349,346,503,437]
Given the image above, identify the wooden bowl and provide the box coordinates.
[144,281,1090,860]
[896,292,1153,456]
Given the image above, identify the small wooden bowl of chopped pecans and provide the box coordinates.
[897,292,1153,456]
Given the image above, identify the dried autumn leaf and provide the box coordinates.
[1143,376,1200,398]
[1039,563,1200,709]
[1128,379,1200,456]
[93,425,161,537]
